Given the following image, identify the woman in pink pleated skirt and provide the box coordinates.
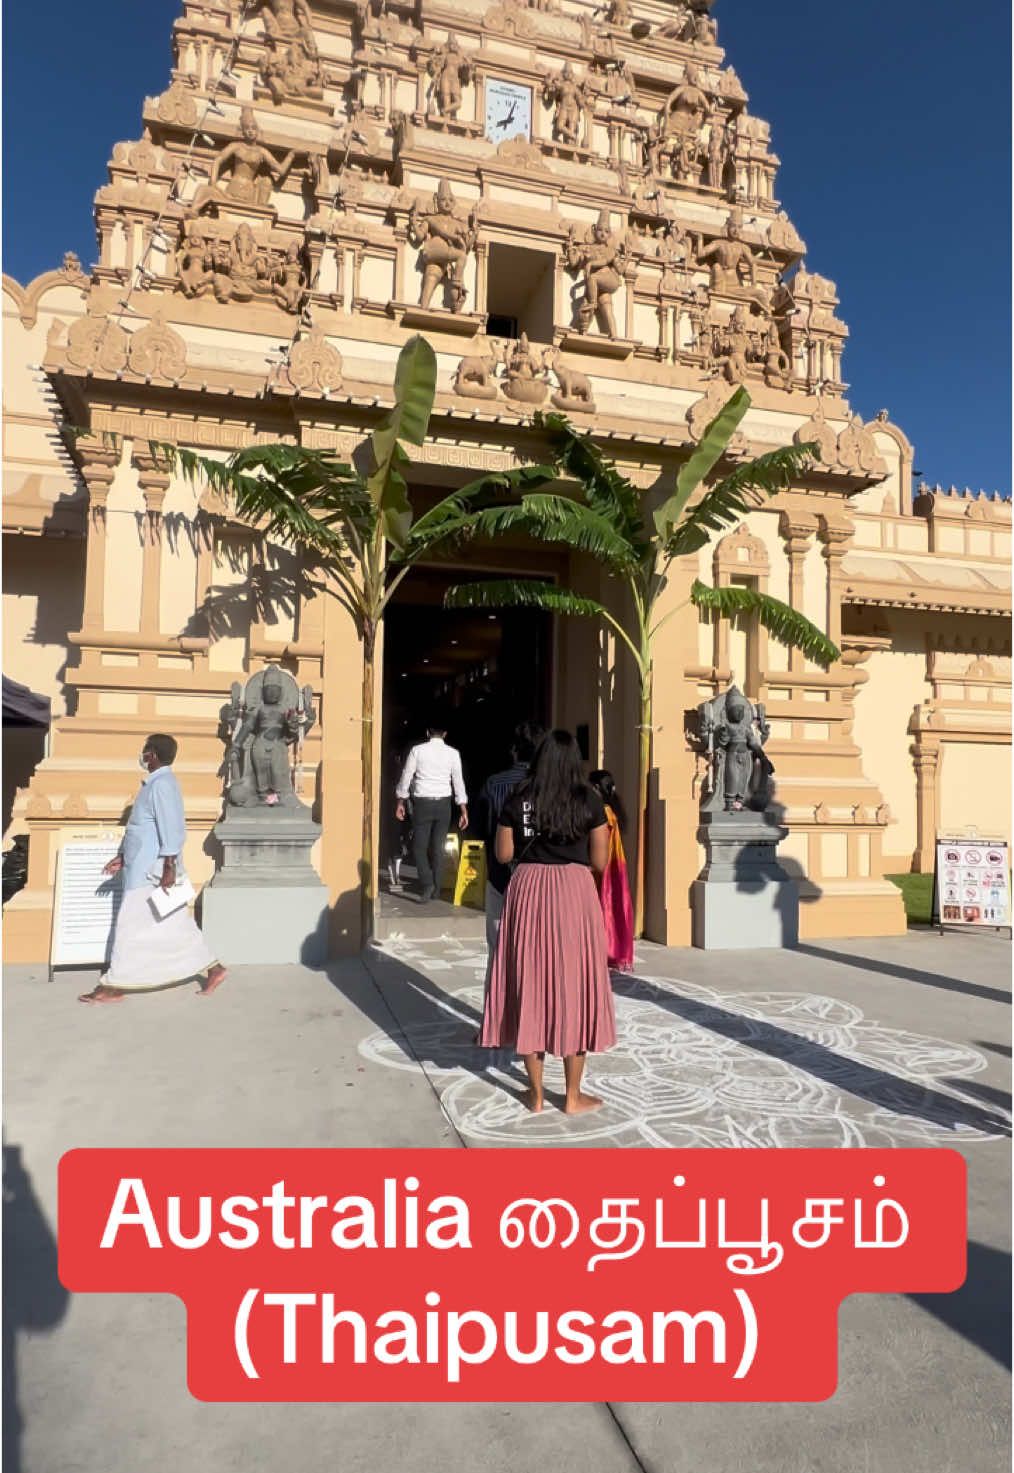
[478,729,616,1114]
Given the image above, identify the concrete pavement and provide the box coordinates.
[4,927,1010,1472]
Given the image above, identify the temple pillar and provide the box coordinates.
[77,437,119,632]
[779,510,817,674]
[911,737,941,873]
[818,513,852,650]
[134,448,170,638]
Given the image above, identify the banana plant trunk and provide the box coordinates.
[633,672,652,940]
[360,624,377,947]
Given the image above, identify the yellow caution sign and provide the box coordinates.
[453,840,487,911]
[440,831,461,898]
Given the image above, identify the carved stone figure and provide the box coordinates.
[712,305,751,384]
[697,685,773,812]
[428,34,472,119]
[262,32,324,103]
[254,0,316,45]
[672,129,705,184]
[408,179,477,312]
[503,333,548,404]
[762,317,792,390]
[176,227,215,298]
[453,340,500,399]
[698,211,756,293]
[227,222,273,300]
[543,62,589,146]
[225,665,315,809]
[705,109,730,190]
[192,108,298,214]
[605,0,630,24]
[545,347,595,412]
[566,210,627,338]
[273,239,308,312]
[662,65,708,137]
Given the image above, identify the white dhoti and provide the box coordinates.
[102,888,217,992]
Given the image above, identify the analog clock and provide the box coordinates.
[484,78,533,144]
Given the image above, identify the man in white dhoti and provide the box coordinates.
[79,734,227,1004]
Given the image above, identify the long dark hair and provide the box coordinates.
[514,729,594,842]
[589,769,626,830]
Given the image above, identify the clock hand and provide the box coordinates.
[498,102,518,127]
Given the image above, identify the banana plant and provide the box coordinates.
[445,387,839,938]
[156,335,553,944]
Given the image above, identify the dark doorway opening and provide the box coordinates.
[383,566,551,797]
[380,565,552,896]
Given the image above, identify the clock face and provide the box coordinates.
[484,78,533,144]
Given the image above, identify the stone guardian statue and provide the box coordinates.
[697,684,773,812]
[225,664,315,809]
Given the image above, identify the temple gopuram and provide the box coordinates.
[3,0,1010,961]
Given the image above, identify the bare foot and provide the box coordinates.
[79,986,124,1005]
[521,1088,544,1114]
[198,964,227,997]
[564,1091,602,1115]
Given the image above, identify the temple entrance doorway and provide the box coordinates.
[379,562,552,924]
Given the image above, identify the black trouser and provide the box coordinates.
[411,796,452,896]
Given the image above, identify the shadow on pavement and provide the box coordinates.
[609,974,1011,1138]
[3,1144,70,1473]
[326,946,528,1101]
[909,1241,1011,1371]
[796,942,1010,1008]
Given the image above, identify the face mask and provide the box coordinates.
[139,753,150,770]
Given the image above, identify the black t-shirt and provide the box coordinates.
[500,789,607,867]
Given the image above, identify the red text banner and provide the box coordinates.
[58,1148,966,1402]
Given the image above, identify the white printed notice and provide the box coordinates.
[51,829,124,967]
[934,836,1010,928]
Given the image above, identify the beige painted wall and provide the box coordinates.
[2,533,84,715]
[853,640,927,866]
[939,743,1010,842]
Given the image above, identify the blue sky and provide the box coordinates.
[3,1,1009,491]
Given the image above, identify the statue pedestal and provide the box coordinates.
[199,807,329,966]
[691,809,799,950]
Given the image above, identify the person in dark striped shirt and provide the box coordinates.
[477,721,545,968]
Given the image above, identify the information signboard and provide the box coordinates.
[932,834,1010,931]
[50,828,124,968]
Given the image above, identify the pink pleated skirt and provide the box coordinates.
[479,863,617,1056]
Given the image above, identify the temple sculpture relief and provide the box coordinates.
[175,218,308,312]
[502,334,549,404]
[565,210,628,338]
[543,63,591,146]
[427,35,473,119]
[261,31,324,104]
[545,347,596,413]
[453,341,501,400]
[662,66,709,139]
[698,211,757,293]
[190,107,298,213]
[408,179,478,312]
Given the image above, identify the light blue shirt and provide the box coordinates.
[120,766,187,891]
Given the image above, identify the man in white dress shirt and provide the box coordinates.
[395,718,468,902]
